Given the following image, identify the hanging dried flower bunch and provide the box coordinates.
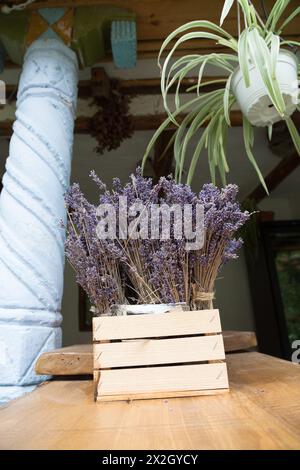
[91,79,134,154]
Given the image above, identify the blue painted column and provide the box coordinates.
[0,39,78,403]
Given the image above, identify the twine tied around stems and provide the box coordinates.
[192,291,214,302]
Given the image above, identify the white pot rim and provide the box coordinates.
[231,48,298,90]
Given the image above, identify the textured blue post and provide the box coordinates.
[0,39,78,403]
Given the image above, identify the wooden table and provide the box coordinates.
[1,352,300,450]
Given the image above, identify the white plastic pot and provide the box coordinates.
[231,49,299,127]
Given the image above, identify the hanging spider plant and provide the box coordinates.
[142,0,300,192]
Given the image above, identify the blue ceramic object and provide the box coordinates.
[111,20,136,69]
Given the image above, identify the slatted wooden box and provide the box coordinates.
[93,308,229,402]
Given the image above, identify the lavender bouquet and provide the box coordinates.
[64,169,250,313]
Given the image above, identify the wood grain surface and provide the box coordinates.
[97,362,229,400]
[94,334,225,369]
[3,352,300,450]
[93,309,221,341]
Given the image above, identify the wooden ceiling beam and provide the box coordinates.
[130,110,243,130]
[0,110,243,137]
[247,153,300,204]
[117,76,225,95]
[4,1,299,46]
[246,113,300,203]
[2,0,298,62]
[3,46,229,68]
[3,75,226,100]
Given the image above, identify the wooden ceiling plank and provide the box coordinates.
[3,75,227,100]
[2,0,298,64]
[6,0,300,42]
[0,110,243,136]
[247,153,300,204]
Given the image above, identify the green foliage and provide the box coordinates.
[142,0,300,189]
[276,250,300,345]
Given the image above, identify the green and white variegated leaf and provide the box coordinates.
[186,78,227,93]
[247,28,286,116]
[163,53,237,119]
[197,56,213,96]
[238,0,252,26]
[165,54,200,90]
[142,0,300,190]
[174,108,200,181]
[285,117,300,155]
[161,30,236,82]
[158,20,236,66]
[265,31,274,46]
[141,94,205,173]
[265,0,291,32]
[220,0,235,26]
[243,116,268,194]
[184,95,227,184]
[268,125,273,141]
[223,72,234,125]
[238,29,250,87]
[280,40,300,47]
[176,90,225,181]
[249,4,259,28]
[160,31,237,120]
[221,119,230,172]
[166,53,236,95]
[186,125,211,185]
[163,56,209,122]
[270,33,280,78]
[277,6,300,34]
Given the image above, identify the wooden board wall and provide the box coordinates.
[7,0,300,57]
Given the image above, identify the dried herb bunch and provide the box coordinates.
[92,79,133,154]
[64,185,127,315]
[65,170,250,313]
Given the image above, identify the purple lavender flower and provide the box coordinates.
[64,169,250,312]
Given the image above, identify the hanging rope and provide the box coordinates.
[260,0,269,21]
[248,0,266,28]
[1,0,37,14]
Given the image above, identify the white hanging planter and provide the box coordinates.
[231,49,299,127]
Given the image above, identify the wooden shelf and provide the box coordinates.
[35,330,257,376]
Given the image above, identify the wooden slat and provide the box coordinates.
[94,334,225,369]
[97,362,228,398]
[97,388,228,401]
[93,309,221,341]
[34,331,257,375]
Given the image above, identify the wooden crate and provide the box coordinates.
[93,308,229,402]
